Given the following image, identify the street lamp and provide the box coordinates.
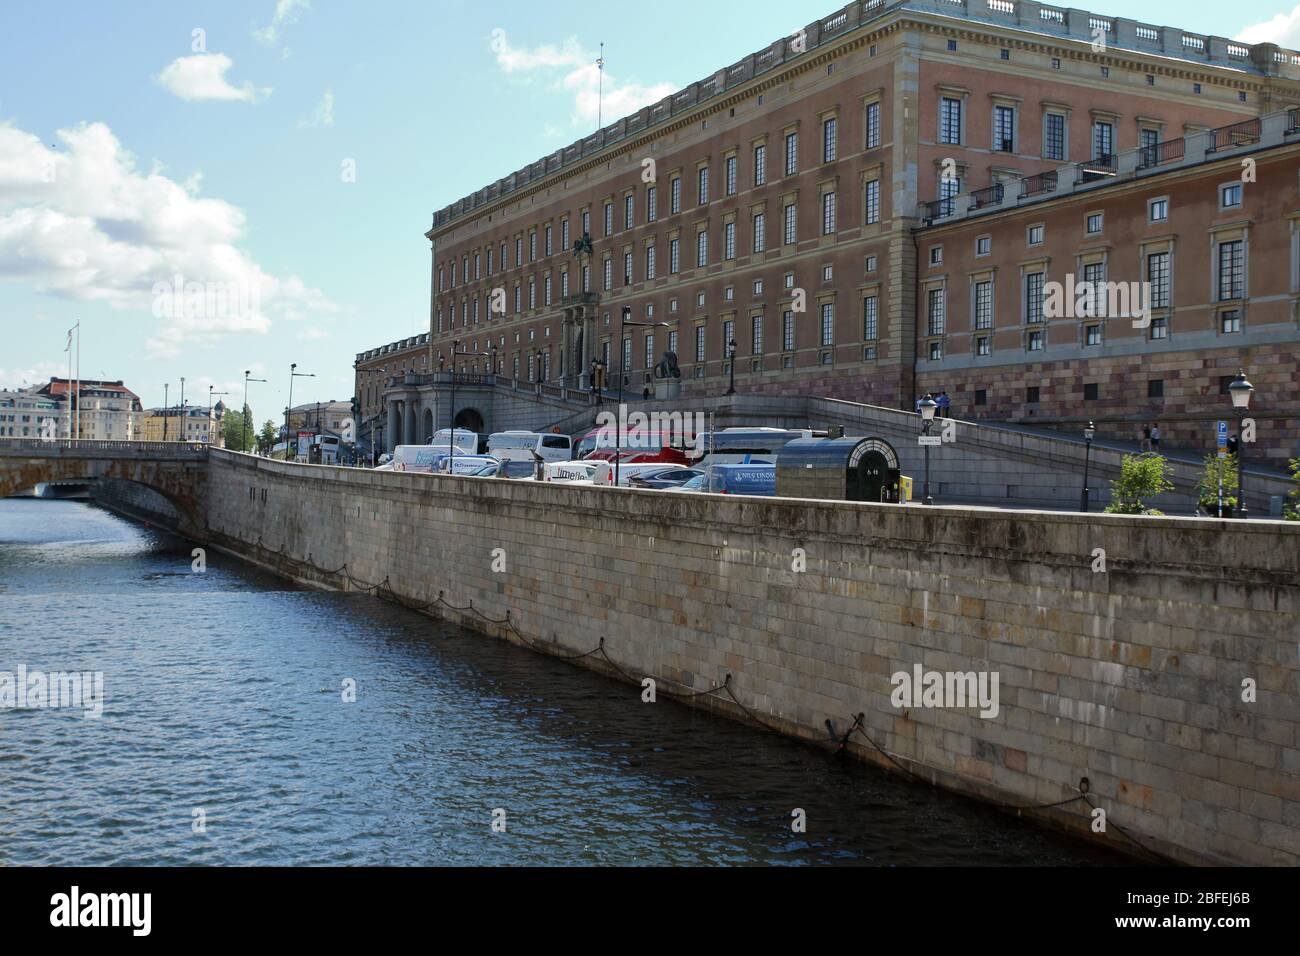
[447,340,493,478]
[919,394,938,506]
[1228,369,1254,520]
[1080,420,1096,512]
[243,370,267,454]
[208,387,229,446]
[287,363,316,460]
[179,377,186,440]
[163,383,170,441]
[726,338,738,396]
[615,316,670,487]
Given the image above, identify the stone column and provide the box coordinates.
[404,401,417,446]
[387,400,398,454]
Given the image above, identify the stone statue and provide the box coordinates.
[654,351,681,380]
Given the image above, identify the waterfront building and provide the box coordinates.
[37,378,142,441]
[414,0,1300,461]
[141,404,225,444]
[0,388,64,439]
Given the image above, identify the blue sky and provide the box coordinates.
[0,0,1294,419]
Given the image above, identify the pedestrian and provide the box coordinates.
[1150,422,1161,451]
[915,395,922,414]
[938,391,951,418]
[1141,425,1151,453]
[1227,434,1239,456]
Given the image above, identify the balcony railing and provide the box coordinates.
[1136,138,1185,170]
[924,197,957,221]
[1019,170,1058,198]
[1206,118,1261,153]
[1289,109,1300,135]
[969,183,1004,210]
[1076,154,1118,185]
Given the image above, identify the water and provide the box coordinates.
[0,499,1128,866]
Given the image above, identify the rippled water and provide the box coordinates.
[0,499,1128,866]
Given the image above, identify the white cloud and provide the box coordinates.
[155,53,270,103]
[254,0,310,44]
[0,361,64,390]
[0,120,335,359]
[1235,6,1300,46]
[489,32,676,127]
[298,326,331,340]
[300,89,334,128]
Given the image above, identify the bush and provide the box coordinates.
[1195,453,1239,517]
[1286,458,1300,522]
[1104,453,1174,516]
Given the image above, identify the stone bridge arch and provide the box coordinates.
[0,441,209,538]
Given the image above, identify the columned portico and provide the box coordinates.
[560,293,600,389]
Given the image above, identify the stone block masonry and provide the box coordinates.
[202,449,1300,865]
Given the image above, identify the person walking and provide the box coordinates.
[938,391,951,418]
[1141,424,1152,453]
[1150,422,1161,451]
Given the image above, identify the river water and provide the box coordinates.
[0,498,1127,866]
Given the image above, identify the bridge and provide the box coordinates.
[0,440,209,536]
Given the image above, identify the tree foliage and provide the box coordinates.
[1104,453,1174,516]
[1195,453,1239,515]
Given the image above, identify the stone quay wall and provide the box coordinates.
[202,448,1300,865]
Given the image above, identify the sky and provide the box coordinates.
[0,0,1295,420]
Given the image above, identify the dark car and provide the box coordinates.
[627,466,704,490]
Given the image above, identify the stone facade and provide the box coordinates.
[202,449,1300,865]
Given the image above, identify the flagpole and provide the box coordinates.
[65,328,73,440]
[74,321,81,441]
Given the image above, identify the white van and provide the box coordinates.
[392,444,454,474]
[487,431,573,463]
[543,461,600,484]
[430,429,479,454]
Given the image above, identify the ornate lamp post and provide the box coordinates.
[1080,420,1096,512]
[726,337,738,396]
[208,387,229,446]
[1228,369,1254,520]
[243,370,267,454]
[919,394,938,506]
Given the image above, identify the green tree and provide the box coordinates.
[1195,453,1239,517]
[1285,458,1300,522]
[1104,453,1174,516]
[221,406,251,451]
[257,420,278,456]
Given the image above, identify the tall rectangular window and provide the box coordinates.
[1218,240,1243,300]
[1140,127,1159,166]
[544,274,552,306]
[528,279,536,308]
[783,310,795,351]
[862,296,878,340]
[698,166,709,205]
[994,105,1015,152]
[974,280,993,330]
[724,221,736,260]
[1026,272,1045,323]
[623,252,633,286]
[927,288,945,336]
[670,178,681,214]
[822,192,837,235]
[697,230,708,267]
[670,238,680,274]
[529,232,537,261]
[544,225,552,256]
[753,213,766,253]
[645,334,654,369]
[604,202,613,236]
[725,155,737,196]
[646,245,657,280]
[783,203,797,245]
[695,325,706,362]
[754,144,767,186]
[1043,113,1065,161]
[1147,252,1170,308]
[561,271,569,298]
[647,186,657,222]
[722,319,735,356]
[865,102,880,149]
[785,131,798,175]
[1093,121,1114,161]
[865,179,880,225]
[622,336,632,373]
[561,220,570,251]
[515,238,522,265]
[581,211,590,236]
[624,195,634,230]
[1082,261,1104,316]
[822,117,838,163]
[603,258,613,291]
[752,315,763,354]
[940,97,962,145]
[820,303,834,346]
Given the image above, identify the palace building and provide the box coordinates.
[418,0,1300,460]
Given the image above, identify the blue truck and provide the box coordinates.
[705,463,777,496]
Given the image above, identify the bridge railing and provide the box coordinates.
[0,439,210,454]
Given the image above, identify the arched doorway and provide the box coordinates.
[422,409,435,444]
[454,407,485,435]
[848,439,900,502]
[391,405,403,452]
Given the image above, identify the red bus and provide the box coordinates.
[574,427,691,465]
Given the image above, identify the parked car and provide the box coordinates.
[663,473,708,494]
[627,466,704,490]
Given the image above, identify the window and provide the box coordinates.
[1084,383,1099,401]
[582,210,591,236]
[474,253,481,279]
[646,245,657,280]
[822,192,837,234]
[670,177,681,214]
[1081,261,1104,316]
[1028,224,1044,245]
[1026,386,1040,403]
[695,325,706,362]
[976,336,990,356]
[544,274,552,306]
[865,101,880,149]
[544,225,553,256]
[668,330,678,354]
[1221,183,1242,208]
[1149,198,1168,222]
[528,278,537,308]
[725,155,737,196]
[1148,379,1164,398]
[784,272,794,289]
[752,315,763,354]
[1085,324,1101,346]
[822,264,833,282]
[562,220,570,251]
[724,221,736,260]
[1140,127,1159,166]
[696,291,706,308]
[862,296,878,340]
[823,117,838,163]
[604,202,613,236]
[1051,57,1060,69]
[863,178,881,226]
[722,319,735,356]
[623,252,633,285]
[561,271,570,297]
[785,131,798,176]
[947,39,957,51]
[783,310,795,351]
[974,280,992,330]
[647,186,657,222]
[994,105,1015,152]
[927,288,945,336]
[529,232,537,261]
[514,285,521,313]
[1221,309,1242,333]
[820,303,834,346]
[1000,48,1010,60]
[1028,330,1043,351]
[753,212,766,253]
[1150,316,1168,339]
[929,342,942,361]
[670,238,680,274]
[976,235,990,256]
[783,203,797,244]
[1147,251,1170,308]
[1043,113,1065,161]
[940,97,962,145]
[1093,121,1114,162]
[645,334,655,368]
[1026,272,1045,323]
[697,230,708,267]
[929,246,942,266]
[754,144,766,186]
[1218,240,1243,300]
[698,166,709,205]
[753,279,764,295]
[622,336,632,372]
[625,195,634,230]
[603,258,613,291]
[1086,213,1103,234]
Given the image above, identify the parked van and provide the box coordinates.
[392,444,460,474]
[544,461,600,484]
[430,429,479,454]
[704,463,777,496]
[487,431,573,463]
